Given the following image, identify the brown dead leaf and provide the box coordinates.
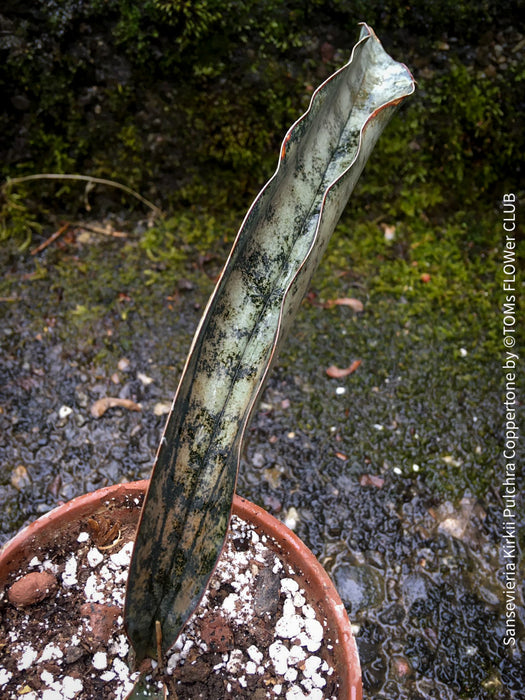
[90,397,142,418]
[87,515,121,547]
[359,474,385,488]
[326,359,362,378]
[323,297,364,312]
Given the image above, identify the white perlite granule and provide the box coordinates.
[0,668,13,687]
[38,643,64,663]
[87,547,104,568]
[166,515,337,697]
[61,555,78,587]
[3,514,338,699]
[92,651,108,670]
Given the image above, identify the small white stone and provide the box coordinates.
[284,507,299,530]
[273,684,282,695]
[40,669,54,684]
[303,618,324,650]
[113,656,131,680]
[281,578,299,594]
[62,676,83,698]
[302,678,314,692]
[137,372,154,385]
[282,598,296,617]
[92,651,108,670]
[288,645,307,666]
[269,640,289,675]
[111,586,126,606]
[42,690,63,700]
[28,556,41,567]
[181,639,194,656]
[84,573,104,603]
[109,634,130,658]
[247,645,263,665]
[59,405,73,419]
[43,559,58,573]
[335,387,346,395]
[0,668,13,686]
[302,604,316,619]
[62,555,78,586]
[272,558,283,574]
[303,655,322,677]
[99,564,112,580]
[275,613,303,639]
[225,649,244,674]
[222,592,239,614]
[284,667,298,682]
[39,643,64,662]
[87,547,104,567]
[245,661,257,674]
[293,591,306,607]
[285,686,307,700]
[18,646,38,670]
[109,541,133,568]
[100,671,116,681]
[309,672,327,689]
[77,531,90,543]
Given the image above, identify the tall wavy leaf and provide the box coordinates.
[125,23,415,661]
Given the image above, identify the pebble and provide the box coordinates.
[10,465,31,491]
[8,571,57,607]
[80,602,122,644]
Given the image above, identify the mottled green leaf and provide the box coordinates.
[125,23,415,661]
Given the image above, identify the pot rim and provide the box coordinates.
[0,480,362,699]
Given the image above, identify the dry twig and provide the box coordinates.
[2,173,164,219]
[30,221,70,255]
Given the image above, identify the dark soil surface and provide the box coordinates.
[0,227,523,698]
[1,502,340,700]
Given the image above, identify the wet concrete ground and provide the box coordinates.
[0,224,523,698]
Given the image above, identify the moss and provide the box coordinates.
[0,186,44,250]
[274,201,520,499]
[2,0,522,235]
[1,186,520,502]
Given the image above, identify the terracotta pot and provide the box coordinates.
[0,481,362,699]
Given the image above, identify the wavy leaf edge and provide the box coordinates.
[124,22,415,662]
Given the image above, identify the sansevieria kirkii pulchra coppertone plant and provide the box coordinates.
[124,22,415,693]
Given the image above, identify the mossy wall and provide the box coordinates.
[0,0,523,221]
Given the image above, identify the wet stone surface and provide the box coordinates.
[0,231,523,698]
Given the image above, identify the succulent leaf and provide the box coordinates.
[124,23,415,661]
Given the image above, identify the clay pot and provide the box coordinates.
[0,481,362,699]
